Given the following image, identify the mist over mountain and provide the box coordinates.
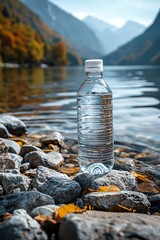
[21,0,104,58]
[83,16,146,54]
[103,10,160,65]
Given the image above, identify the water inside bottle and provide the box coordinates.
[77,93,114,174]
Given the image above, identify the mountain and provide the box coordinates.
[0,0,81,65]
[83,16,145,54]
[83,16,117,32]
[20,0,104,58]
[103,10,160,65]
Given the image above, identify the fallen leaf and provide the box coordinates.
[131,171,149,182]
[34,215,58,233]
[97,185,120,192]
[136,181,159,193]
[109,204,136,213]
[60,166,80,176]
[53,204,88,222]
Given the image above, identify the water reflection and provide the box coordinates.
[0,66,159,151]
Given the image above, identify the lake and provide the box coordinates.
[0,66,159,152]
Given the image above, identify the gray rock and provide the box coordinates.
[20,162,30,173]
[83,191,150,213]
[4,169,20,174]
[0,123,12,138]
[0,114,27,136]
[0,172,30,194]
[59,211,160,240]
[0,209,47,240]
[74,170,136,191]
[31,205,59,217]
[0,191,54,215]
[5,153,23,169]
[40,132,64,148]
[0,139,10,171]
[32,166,81,204]
[0,185,3,195]
[2,138,21,154]
[24,151,64,170]
[20,144,43,157]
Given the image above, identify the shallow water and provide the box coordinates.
[0,66,159,152]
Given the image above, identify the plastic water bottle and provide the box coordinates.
[77,59,114,174]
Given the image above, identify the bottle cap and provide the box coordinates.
[85,59,103,72]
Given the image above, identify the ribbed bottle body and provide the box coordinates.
[77,72,114,174]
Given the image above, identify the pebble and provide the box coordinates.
[0,172,30,194]
[40,132,64,148]
[24,151,64,170]
[0,114,27,136]
[5,153,23,169]
[19,144,43,157]
[20,162,30,173]
[0,139,10,170]
[32,166,81,204]
[2,139,21,154]
[0,209,47,240]
[0,191,54,215]
[31,204,59,217]
[74,170,136,191]
[59,211,160,240]
[0,123,12,138]
[83,191,150,213]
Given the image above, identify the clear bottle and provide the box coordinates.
[77,59,114,175]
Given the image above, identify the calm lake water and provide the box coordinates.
[0,66,160,152]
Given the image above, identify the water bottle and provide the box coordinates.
[77,59,114,174]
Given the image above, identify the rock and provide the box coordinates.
[0,172,30,194]
[148,194,160,213]
[20,145,43,157]
[74,170,136,191]
[0,191,54,215]
[5,153,23,169]
[0,114,27,136]
[40,132,64,148]
[0,209,47,240]
[83,191,150,213]
[0,123,12,138]
[32,166,81,204]
[59,211,160,240]
[31,205,59,217]
[0,139,10,170]
[0,185,3,196]
[24,151,64,170]
[4,169,20,174]
[20,162,30,173]
[2,139,21,154]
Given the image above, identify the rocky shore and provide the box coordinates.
[0,114,160,240]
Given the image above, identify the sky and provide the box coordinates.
[49,0,160,27]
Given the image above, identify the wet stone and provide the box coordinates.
[19,144,43,157]
[0,123,12,138]
[32,166,81,204]
[0,139,10,171]
[59,211,160,240]
[148,194,160,213]
[31,205,59,218]
[0,191,54,215]
[4,169,20,174]
[5,153,23,169]
[0,185,3,196]
[0,114,27,136]
[40,132,64,148]
[2,139,21,154]
[74,170,136,191]
[0,209,47,240]
[0,172,30,194]
[83,191,150,213]
[24,151,64,170]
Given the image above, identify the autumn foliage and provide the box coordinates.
[0,3,81,65]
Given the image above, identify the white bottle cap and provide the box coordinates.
[85,59,103,72]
